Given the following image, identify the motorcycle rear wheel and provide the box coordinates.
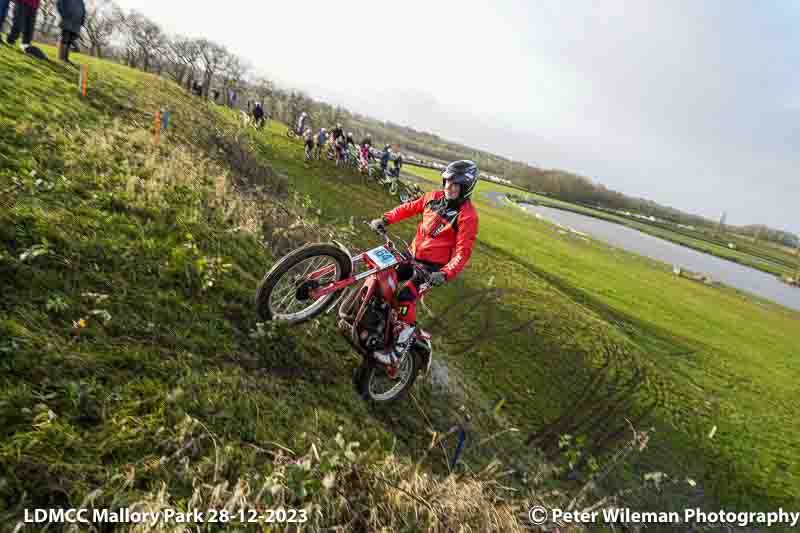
[356,350,420,402]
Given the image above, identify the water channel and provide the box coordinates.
[484,192,800,313]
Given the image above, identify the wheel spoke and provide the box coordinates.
[267,254,342,321]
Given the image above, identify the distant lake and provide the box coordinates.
[485,192,800,313]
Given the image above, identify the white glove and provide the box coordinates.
[370,218,387,233]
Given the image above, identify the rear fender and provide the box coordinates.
[324,240,356,315]
[331,240,354,262]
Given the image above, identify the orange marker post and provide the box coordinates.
[79,64,89,97]
[154,110,161,145]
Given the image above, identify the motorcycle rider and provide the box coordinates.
[359,138,372,170]
[315,128,328,159]
[369,160,479,365]
[303,127,315,159]
[331,123,344,143]
[296,111,309,134]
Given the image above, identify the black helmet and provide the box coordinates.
[441,160,479,201]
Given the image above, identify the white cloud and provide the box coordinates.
[114,0,800,233]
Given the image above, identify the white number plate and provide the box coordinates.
[366,246,399,269]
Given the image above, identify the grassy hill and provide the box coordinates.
[1,43,799,530]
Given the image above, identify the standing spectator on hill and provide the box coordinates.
[56,0,86,64]
[0,0,10,44]
[7,0,46,57]
[252,102,265,129]
[393,151,404,176]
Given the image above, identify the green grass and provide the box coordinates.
[1,42,799,526]
[401,164,800,508]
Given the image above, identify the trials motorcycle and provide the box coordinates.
[255,224,434,402]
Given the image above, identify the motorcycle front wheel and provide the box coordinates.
[255,243,352,324]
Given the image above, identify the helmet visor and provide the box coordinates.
[442,170,470,184]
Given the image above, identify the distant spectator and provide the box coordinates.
[191,80,203,97]
[0,0,10,44]
[380,144,391,171]
[7,0,44,57]
[56,0,86,64]
[212,89,220,102]
[252,102,265,129]
[393,152,404,174]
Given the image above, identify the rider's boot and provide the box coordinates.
[372,322,416,366]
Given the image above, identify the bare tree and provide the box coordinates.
[166,36,203,89]
[116,9,167,72]
[252,77,275,107]
[219,53,249,107]
[83,0,118,58]
[35,0,59,39]
[196,38,229,98]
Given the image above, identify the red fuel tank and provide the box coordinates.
[374,268,399,303]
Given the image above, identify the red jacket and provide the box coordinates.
[383,190,478,281]
[19,0,41,8]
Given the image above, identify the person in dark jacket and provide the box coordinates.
[56,0,85,64]
[7,0,42,55]
[252,102,265,129]
[0,0,11,44]
[380,144,392,171]
[394,152,404,173]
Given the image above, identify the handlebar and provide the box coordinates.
[364,220,414,261]
[362,220,436,291]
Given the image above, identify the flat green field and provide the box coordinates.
[1,43,798,525]
[401,163,800,507]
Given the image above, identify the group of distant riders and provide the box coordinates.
[293,112,403,176]
[248,107,403,178]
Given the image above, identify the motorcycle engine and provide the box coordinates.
[358,300,387,350]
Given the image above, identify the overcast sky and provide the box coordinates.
[117,0,800,234]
